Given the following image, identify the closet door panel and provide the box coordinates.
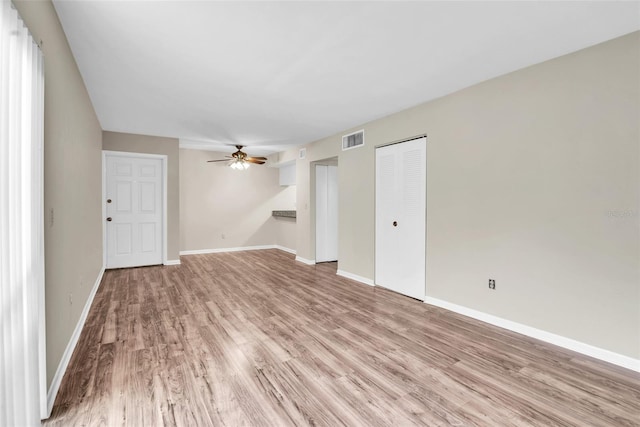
[375,137,426,300]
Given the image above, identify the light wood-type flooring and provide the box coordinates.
[45,249,640,426]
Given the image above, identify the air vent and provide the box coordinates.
[342,130,364,151]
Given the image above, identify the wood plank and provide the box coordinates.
[45,250,640,426]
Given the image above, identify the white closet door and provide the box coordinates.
[375,137,426,300]
[316,165,338,262]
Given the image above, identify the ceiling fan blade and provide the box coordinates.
[245,158,266,164]
[207,156,233,163]
[247,156,268,161]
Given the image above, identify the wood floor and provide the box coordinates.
[45,249,640,426]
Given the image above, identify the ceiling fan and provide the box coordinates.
[207,145,267,170]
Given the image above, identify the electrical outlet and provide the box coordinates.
[489,279,496,290]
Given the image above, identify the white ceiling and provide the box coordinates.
[53,1,640,154]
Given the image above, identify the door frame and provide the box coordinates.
[102,150,168,268]
[374,134,428,299]
[310,157,339,264]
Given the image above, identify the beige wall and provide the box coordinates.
[274,185,297,252]
[102,131,180,262]
[180,149,295,251]
[267,153,298,252]
[275,217,297,252]
[295,32,640,359]
[13,0,104,387]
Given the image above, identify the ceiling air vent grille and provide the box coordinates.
[342,130,364,151]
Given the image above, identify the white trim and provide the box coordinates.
[424,296,640,373]
[163,156,168,265]
[295,256,315,265]
[180,245,297,256]
[102,151,168,267]
[336,270,375,286]
[47,266,106,416]
[180,245,276,255]
[101,154,107,268]
[164,259,181,265]
[274,245,296,254]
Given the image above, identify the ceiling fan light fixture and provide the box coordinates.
[230,159,249,170]
[208,146,265,168]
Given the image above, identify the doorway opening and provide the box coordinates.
[314,158,338,264]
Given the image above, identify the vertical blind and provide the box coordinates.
[0,0,46,425]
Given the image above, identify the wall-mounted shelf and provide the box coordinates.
[272,210,296,218]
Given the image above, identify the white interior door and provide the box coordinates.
[375,137,426,300]
[105,153,163,268]
[316,164,338,262]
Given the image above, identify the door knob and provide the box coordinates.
[106,217,112,222]
[107,199,112,203]
[393,221,398,227]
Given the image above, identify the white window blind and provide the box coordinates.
[0,0,46,425]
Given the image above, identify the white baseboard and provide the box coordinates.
[295,256,315,265]
[424,296,640,373]
[274,245,296,255]
[47,266,105,416]
[336,269,374,286]
[180,245,276,255]
[163,259,181,265]
[180,245,297,257]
